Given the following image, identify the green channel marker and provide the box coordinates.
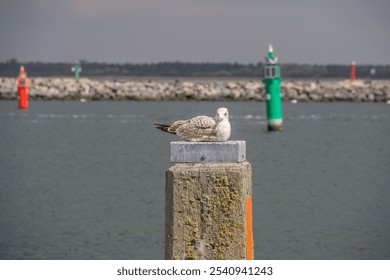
[263,44,283,131]
[71,61,82,81]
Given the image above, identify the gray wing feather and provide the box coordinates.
[190,116,215,128]
[175,116,216,141]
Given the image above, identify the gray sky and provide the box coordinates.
[0,0,389,65]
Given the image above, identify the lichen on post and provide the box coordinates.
[165,141,253,260]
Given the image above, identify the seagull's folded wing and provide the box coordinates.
[175,116,216,141]
[190,116,215,128]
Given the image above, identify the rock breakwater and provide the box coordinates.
[1,77,390,102]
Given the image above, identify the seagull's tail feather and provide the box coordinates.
[153,123,177,134]
[154,120,187,134]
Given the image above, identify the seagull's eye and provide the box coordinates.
[224,113,227,116]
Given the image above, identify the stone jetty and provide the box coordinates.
[1,77,389,102]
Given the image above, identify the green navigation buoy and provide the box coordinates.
[263,44,283,131]
[71,61,82,81]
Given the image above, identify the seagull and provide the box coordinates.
[153,107,231,142]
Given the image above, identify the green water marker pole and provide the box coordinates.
[71,61,82,81]
[263,44,282,131]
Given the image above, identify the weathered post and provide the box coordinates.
[165,141,253,260]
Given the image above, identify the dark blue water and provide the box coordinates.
[0,100,389,259]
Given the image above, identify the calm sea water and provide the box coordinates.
[0,100,389,259]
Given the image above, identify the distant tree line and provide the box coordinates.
[1,58,389,79]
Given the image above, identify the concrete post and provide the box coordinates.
[165,141,253,260]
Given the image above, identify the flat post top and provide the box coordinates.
[170,140,246,163]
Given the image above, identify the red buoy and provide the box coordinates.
[17,66,29,110]
[350,61,356,81]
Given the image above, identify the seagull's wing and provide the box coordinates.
[175,116,216,141]
[190,116,215,128]
[165,120,188,133]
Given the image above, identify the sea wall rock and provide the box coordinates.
[1,77,390,102]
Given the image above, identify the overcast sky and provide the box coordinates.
[0,0,389,65]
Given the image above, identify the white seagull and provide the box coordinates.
[153,107,231,142]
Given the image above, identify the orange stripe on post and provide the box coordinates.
[246,196,253,260]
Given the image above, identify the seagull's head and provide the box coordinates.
[215,107,229,122]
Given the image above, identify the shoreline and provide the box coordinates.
[1,77,389,102]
